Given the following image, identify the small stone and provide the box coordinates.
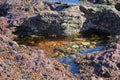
[74,38,83,41]
[75,54,80,57]
[72,45,79,48]
[89,45,95,49]
[53,43,57,46]
[74,48,78,52]
[81,42,90,46]
[60,53,65,57]
[90,77,96,80]
[66,47,72,50]
[55,52,59,56]
[91,42,97,45]
[70,55,76,59]
[97,78,103,80]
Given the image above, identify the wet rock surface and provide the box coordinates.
[76,40,120,79]
[0,0,120,80]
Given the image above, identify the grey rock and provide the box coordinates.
[13,6,84,37]
[76,40,120,79]
[80,5,120,36]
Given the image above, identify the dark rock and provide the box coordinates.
[80,5,120,36]
[115,3,120,11]
[13,4,120,37]
[13,6,83,37]
[0,8,7,17]
[0,1,11,17]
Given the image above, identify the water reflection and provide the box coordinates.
[57,57,79,74]
[80,46,105,54]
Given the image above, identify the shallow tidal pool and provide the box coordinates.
[14,34,113,74]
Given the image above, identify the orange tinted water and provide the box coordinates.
[37,35,83,54]
[14,35,84,54]
[14,34,111,55]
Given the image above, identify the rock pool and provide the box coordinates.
[14,34,112,74]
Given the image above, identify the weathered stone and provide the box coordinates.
[13,5,84,37]
[82,42,90,46]
[80,5,120,36]
[76,40,120,79]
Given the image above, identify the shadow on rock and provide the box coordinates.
[0,2,11,17]
[79,5,120,37]
[13,5,82,37]
[13,15,65,37]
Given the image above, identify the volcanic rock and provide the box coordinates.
[76,41,120,79]
[13,4,120,37]
[13,6,83,37]
[80,5,120,36]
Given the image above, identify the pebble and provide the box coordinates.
[90,42,97,45]
[90,77,97,80]
[73,49,78,52]
[74,38,83,41]
[72,45,79,48]
[75,53,80,57]
[97,78,103,80]
[70,55,76,59]
[81,42,90,46]
[60,53,65,57]
[89,45,95,49]
[66,47,72,50]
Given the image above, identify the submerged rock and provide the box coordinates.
[80,46,105,54]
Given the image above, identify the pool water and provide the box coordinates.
[80,46,105,54]
[57,57,79,74]
[14,34,112,74]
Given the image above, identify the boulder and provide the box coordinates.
[13,6,84,37]
[13,4,120,37]
[76,40,120,79]
[79,5,120,36]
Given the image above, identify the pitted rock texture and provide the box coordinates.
[0,21,75,80]
[13,6,84,36]
[80,5,120,35]
[13,4,120,37]
[76,40,120,79]
[0,0,120,80]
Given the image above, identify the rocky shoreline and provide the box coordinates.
[0,0,120,80]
